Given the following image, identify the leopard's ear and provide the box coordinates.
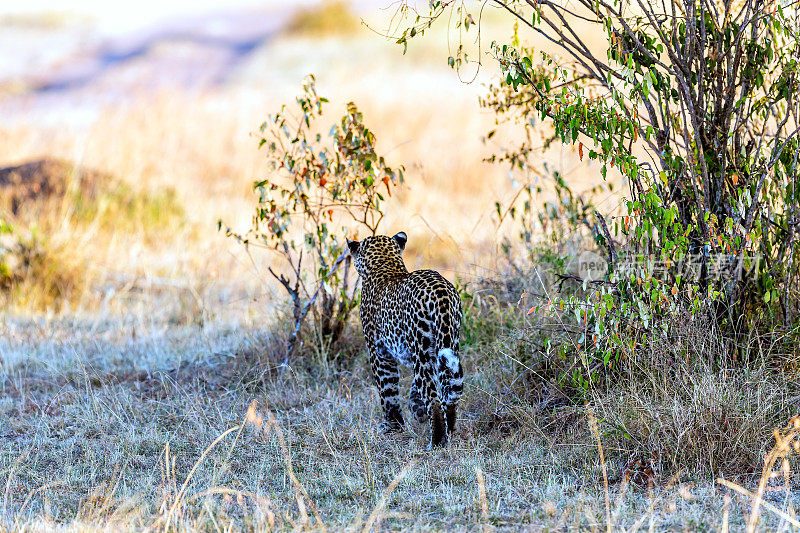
[392,232,407,252]
[347,238,360,255]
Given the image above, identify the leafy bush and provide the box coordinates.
[0,217,85,309]
[222,75,404,357]
[0,217,15,285]
[392,0,800,393]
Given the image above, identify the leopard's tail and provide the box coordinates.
[436,345,463,430]
[429,295,463,447]
[435,292,463,409]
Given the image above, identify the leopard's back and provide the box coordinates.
[363,269,462,366]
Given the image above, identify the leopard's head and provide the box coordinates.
[346,232,407,279]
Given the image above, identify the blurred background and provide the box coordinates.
[0,0,597,324]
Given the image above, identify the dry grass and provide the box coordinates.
[3,310,800,531]
[0,308,798,530]
[589,317,800,478]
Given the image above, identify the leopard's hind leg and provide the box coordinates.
[409,381,428,423]
[369,343,404,432]
[414,355,446,448]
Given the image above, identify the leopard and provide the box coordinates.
[347,231,463,448]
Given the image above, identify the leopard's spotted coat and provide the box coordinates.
[347,232,463,447]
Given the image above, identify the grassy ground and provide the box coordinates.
[2,306,798,531]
